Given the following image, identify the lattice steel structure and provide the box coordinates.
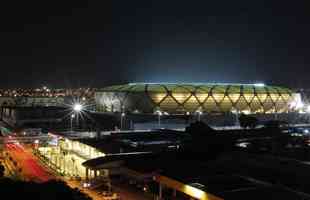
[95,83,299,114]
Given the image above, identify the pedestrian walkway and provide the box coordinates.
[66,180,106,200]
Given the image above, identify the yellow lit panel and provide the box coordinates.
[235,97,249,111]
[183,96,200,112]
[243,94,254,103]
[204,98,218,112]
[269,93,280,102]
[256,94,267,103]
[149,93,167,104]
[171,93,191,104]
[263,97,274,112]
[220,97,233,112]
[212,94,225,103]
[228,94,240,104]
[195,92,209,103]
[159,96,179,111]
[249,97,262,112]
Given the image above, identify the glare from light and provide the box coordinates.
[73,103,83,112]
[290,93,304,110]
[196,110,202,115]
[155,110,162,116]
[254,83,265,87]
[306,105,310,113]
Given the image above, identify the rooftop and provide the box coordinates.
[100,83,293,94]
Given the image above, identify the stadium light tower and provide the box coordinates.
[72,103,83,131]
[73,103,83,112]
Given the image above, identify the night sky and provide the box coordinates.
[0,1,309,88]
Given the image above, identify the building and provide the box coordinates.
[95,83,300,115]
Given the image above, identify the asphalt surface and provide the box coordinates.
[5,143,54,182]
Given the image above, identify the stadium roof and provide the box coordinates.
[99,83,293,94]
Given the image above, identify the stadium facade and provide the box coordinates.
[95,83,301,114]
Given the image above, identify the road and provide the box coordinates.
[5,143,54,182]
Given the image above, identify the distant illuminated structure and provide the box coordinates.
[95,82,300,114]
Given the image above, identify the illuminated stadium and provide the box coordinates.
[95,83,300,115]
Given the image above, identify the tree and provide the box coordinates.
[239,114,258,129]
[0,163,4,177]
[0,178,92,200]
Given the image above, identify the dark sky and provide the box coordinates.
[0,1,309,88]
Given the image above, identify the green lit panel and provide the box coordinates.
[243,86,254,94]
[227,85,241,94]
[118,84,135,92]
[282,88,293,94]
[197,85,213,93]
[102,85,124,91]
[267,87,279,95]
[273,86,291,94]
[165,84,181,92]
[172,86,191,93]
[212,85,227,94]
[147,85,167,93]
[255,87,267,94]
[179,85,197,92]
[131,84,146,92]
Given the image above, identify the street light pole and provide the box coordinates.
[70,114,75,133]
[72,103,83,131]
[120,112,125,130]
[196,110,202,122]
[156,111,162,128]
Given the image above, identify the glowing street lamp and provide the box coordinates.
[120,112,125,130]
[306,105,310,113]
[72,103,83,131]
[73,103,83,112]
[70,114,75,133]
[196,110,202,121]
[156,110,162,128]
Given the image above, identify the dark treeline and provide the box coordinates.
[0,178,91,200]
